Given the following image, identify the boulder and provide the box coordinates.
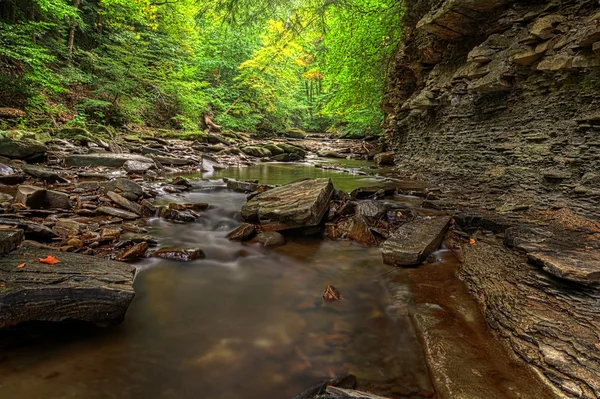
[65,153,153,168]
[227,223,257,241]
[123,160,154,174]
[374,152,395,166]
[254,231,286,247]
[241,146,272,158]
[0,138,46,161]
[279,143,307,157]
[22,164,68,183]
[0,229,24,254]
[104,178,143,201]
[263,143,285,155]
[0,219,58,242]
[0,174,26,185]
[241,178,334,231]
[153,248,205,261]
[382,216,451,266]
[284,128,307,139]
[0,247,136,328]
[54,219,82,237]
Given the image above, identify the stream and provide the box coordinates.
[0,162,435,399]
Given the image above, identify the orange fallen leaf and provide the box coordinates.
[469,238,476,245]
[17,263,26,268]
[39,255,60,265]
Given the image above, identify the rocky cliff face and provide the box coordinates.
[383,0,600,219]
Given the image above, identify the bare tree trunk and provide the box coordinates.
[204,112,222,133]
[68,0,82,58]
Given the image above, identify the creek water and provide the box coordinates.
[0,162,435,399]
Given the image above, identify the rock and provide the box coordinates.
[241,178,334,231]
[528,249,600,285]
[54,219,82,237]
[153,248,205,261]
[270,153,302,162]
[227,223,257,241]
[374,152,395,166]
[116,242,149,261]
[284,128,307,139]
[0,219,58,242]
[254,231,286,247]
[382,217,451,266]
[0,193,13,202]
[158,208,198,223]
[100,228,121,242]
[325,215,380,247]
[512,47,544,65]
[241,146,272,158]
[65,153,153,167]
[123,160,154,174]
[0,247,135,328]
[104,178,143,200]
[44,190,71,209]
[542,168,571,180]
[15,185,46,208]
[107,191,142,216]
[322,284,341,301]
[96,206,139,220]
[22,164,68,183]
[350,186,396,199]
[530,14,566,40]
[223,177,275,193]
[0,229,24,254]
[279,143,307,157]
[325,387,387,399]
[0,107,26,119]
[67,238,84,249]
[317,150,345,158]
[355,200,387,220]
[0,138,46,161]
[0,162,14,175]
[0,174,26,185]
[263,143,285,155]
[153,155,193,165]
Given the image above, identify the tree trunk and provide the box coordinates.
[204,112,222,133]
[68,0,82,58]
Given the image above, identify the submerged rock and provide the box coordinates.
[227,223,256,241]
[153,248,205,261]
[241,178,334,231]
[382,216,451,266]
[0,247,135,328]
[254,231,286,247]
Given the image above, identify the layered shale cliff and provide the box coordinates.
[384,1,600,397]
[383,0,600,219]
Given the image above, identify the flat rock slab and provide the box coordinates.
[528,249,600,285]
[382,216,451,266]
[0,248,136,328]
[65,153,153,168]
[0,229,24,254]
[241,178,334,231]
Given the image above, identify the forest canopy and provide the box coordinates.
[0,0,404,136]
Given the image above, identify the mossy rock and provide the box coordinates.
[123,134,143,143]
[88,124,116,139]
[263,143,285,155]
[241,146,272,158]
[284,128,307,139]
[279,143,307,157]
[57,127,90,138]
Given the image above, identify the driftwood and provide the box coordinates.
[204,112,222,133]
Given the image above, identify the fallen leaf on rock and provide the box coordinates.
[17,263,26,268]
[39,255,61,265]
[323,284,341,301]
[469,238,476,245]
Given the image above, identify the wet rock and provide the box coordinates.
[44,190,71,209]
[0,219,58,242]
[0,137,46,161]
[104,178,143,201]
[241,178,334,231]
[123,160,154,174]
[227,223,256,241]
[350,186,396,199]
[0,229,24,254]
[116,242,149,261]
[153,247,205,261]
[325,215,380,247]
[54,219,82,237]
[254,231,286,247]
[355,200,387,220]
[100,228,121,242]
[382,216,451,266]
[270,153,302,162]
[0,247,135,328]
[528,249,600,285]
[121,233,158,245]
[96,206,139,220]
[15,185,45,208]
[65,153,152,167]
[158,207,198,223]
[223,177,275,193]
[373,152,395,166]
[241,146,272,158]
[107,191,142,216]
[22,164,68,183]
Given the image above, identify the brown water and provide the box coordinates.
[0,165,434,399]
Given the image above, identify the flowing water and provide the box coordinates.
[0,163,434,399]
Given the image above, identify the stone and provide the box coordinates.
[100,228,121,242]
[542,168,571,180]
[528,249,600,285]
[96,206,139,220]
[322,284,341,301]
[512,47,543,66]
[350,186,396,199]
[530,14,566,40]
[0,107,26,119]
[0,138,46,161]
[0,229,24,254]
[279,143,307,157]
[15,185,46,208]
[107,191,142,216]
[241,146,272,158]
[355,200,387,220]
[158,208,198,223]
[22,164,68,183]
[123,160,154,174]
[44,190,71,209]
[374,152,395,166]
[382,217,451,266]
[325,387,387,399]
[241,178,334,231]
[54,219,82,237]
[153,155,193,165]
[270,153,302,162]
[0,219,58,242]
[170,176,192,187]
[263,143,285,155]
[153,248,205,261]
[254,231,286,247]
[537,54,573,71]
[227,223,257,241]
[223,177,275,193]
[0,247,135,328]
[0,174,26,185]
[104,178,143,200]
[65,153,152,167]
[324,215,380,247]
[0,162,14,175]
[67,238,84,249]
[116,242,149,261]
[284,128,307,139]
